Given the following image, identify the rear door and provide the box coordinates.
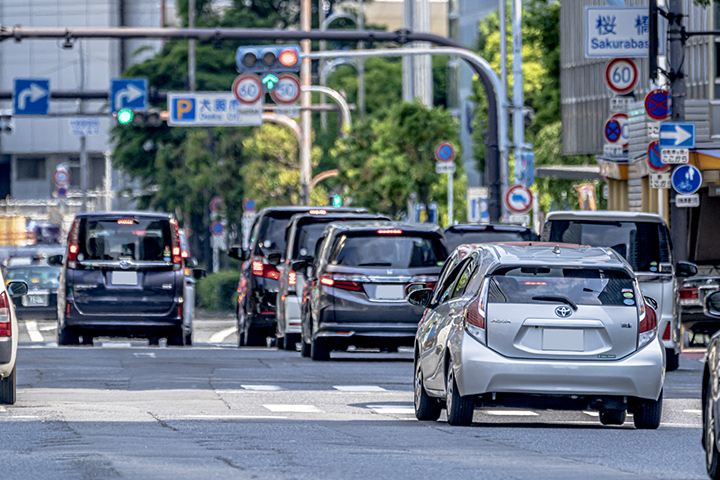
[71,217,179,316]
[485,266,640,361]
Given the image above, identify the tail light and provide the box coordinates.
[170,219,182,267]
[410,275,438,290]
[67,218,81,269]
[662,322,671,341]
[0,292,10,337]
[464,279,489,344]
[251,259,280,280]
[319,274,364,292]
[178,304,183,319]
[638,288,658,349]
[679,286,699,305]
[288,270,297,286]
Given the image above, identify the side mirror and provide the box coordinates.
[191,268,207,281]
[644,296,658,311]
[406,288,433,307]
[267,253,283,266]
[7,281,28,297]
[676,261,698,278]
[228,245,247,261]
[48,254,63,267]
[706,291,720,318]
[187,257,199,268]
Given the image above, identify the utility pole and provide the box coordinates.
[79,40,88,212]
[499,0,507,95]
[299,0,312,205]
[188,0,196,91]
[511,0,524,187]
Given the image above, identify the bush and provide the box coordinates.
[196,271,239,312]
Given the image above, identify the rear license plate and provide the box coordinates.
[375,284,405,300]
[22,295,48,307]
[542,328,584,351]
[111,271,138,286]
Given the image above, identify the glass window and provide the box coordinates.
[445,230,537,251]
[16,157,46,180]
[79,218,172,262]
[450,263,476,299]
[292,222,330,259]
[5,266,61,288]
[329,234,445,268]
[254,216,292,256]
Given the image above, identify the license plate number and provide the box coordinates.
[23,295,48,307]
[376,284,404,300]
[111,271,138,286]
[542,328,584,351]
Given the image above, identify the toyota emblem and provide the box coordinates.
[555,306,572,318]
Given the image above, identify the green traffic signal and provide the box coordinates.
[262,74,279,90]
[332,194,342,208]
[117,108,134,125]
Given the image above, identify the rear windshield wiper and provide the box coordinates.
[531,295,578,311]
[358,262,393,266]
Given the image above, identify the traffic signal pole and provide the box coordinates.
[300,0,312,205]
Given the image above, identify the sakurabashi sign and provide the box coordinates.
[585,7,666,58]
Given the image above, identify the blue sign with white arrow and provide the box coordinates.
[110,78,147,113]
[660,123,696,149]
[13,79,50,115]
[672,164,702,195]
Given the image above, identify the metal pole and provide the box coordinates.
[447,171,454,226]
[300,0,312,205]
[511,0,524,188]
[402,0,415,102]
[499,0,507,101]
[188,0,196,91]
[79,40,88,211]
[104,152,112,211]
[303,86,352,133]
[357,0,365,116]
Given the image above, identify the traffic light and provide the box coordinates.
[236,45,301,74]
[0,112,13,134]
[332,194,342,208]
[114,109,167,127]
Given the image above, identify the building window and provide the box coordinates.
[16,157,46,181]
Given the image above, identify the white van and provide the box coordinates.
[542,211,697,371]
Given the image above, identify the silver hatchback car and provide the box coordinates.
[408,243,665,429]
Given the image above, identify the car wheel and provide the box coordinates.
[414,358,441,421]
[632,391,663,429]
[80,333,94,346]
[166,327,185,346]
[0,365,16,405]
[276,335,285,350]
[58,326,79,346]
[283,333,298,351]
[445,359,474,426]
[706,380,720,479]
[599,409,626,426]
[148,337,160,346]
[311,337,330,361]
[666,348,680,371]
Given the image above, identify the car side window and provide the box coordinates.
[436,259,472,305]
[449,261,477,300]
[430,252,459,305]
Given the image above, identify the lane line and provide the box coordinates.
[263,404,322,413]
[172,415,288,420]
[368,405,415,414]
[38,325,56,332]
[102,342,133,348]
[482,410,539,417]
[209,326,238,344]
[25,320,44,342]
[334,385,387,392]
[684,409,702,415]
[241,385,282,391]
[134,352,156,358]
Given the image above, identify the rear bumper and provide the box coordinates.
[64,301,182,331]
[457,333,665,401]
[15,306,58,320]
[0,337,12,365]
[315,322,417,348]
[283,295,302,334]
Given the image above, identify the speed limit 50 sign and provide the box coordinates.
[605,58,638,95]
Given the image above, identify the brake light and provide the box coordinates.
[117,219,135,225]
[181,250,189,259]
[67,218,80,269]
[639,301,657,333]
[309,209,327,215]
[466,297,485,329]
[251,259,280,280]
[638,293,658,349]
[170,219,182,266]
[679,286,699,305]
[0,292,10,337]
[662,322,671,341]
[66,302,71,316]
[464,279,489,344]
[377,229,402,235]
[289,270,297,286]
[319,274,362,291]
[178,304,183,319]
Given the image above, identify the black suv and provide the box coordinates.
[53,212,196,346]
[443,224,539,252]
[229,206,367,347]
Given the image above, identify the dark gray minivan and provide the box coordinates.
[53,212,189,346]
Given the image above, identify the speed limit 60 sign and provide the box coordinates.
[605,58,638,95]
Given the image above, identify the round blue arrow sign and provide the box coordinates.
[672,165,702,195]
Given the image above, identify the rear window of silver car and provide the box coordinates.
[488,266,635,306]
[329,234,445,268]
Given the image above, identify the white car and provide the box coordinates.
[0,273,28,405]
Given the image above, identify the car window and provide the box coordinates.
[450,262,477,299]
[445,231,536,251]
[328,234,445,268]
[431,252,459,304]
[254,216,292,256]
[5,266,61,288]
[436,259,473,305]
[79,218,172,262]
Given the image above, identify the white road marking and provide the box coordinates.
[242,385,282,391]
[368,405,415,414]
[0,406,6,413]
[174,415,288,420]
[38,325,56,332]
[134,352,156,358]
[583,411,600,417]
[209,326,238,344]
[102,342,132,348]
[684,409,702,415]
[263,404,322,413]
[25,320,44,342]
[334,385,387,392]
[45,342,58,347]
[483,410,539,417]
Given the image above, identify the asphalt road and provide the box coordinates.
[3,315,709,480]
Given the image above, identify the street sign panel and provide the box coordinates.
[467,187,488,224]
[659,123,696,149]
[676,194,700,208]
[672,164,702,195]
[508,214,530,225]
[603,144,623,156]
[604,58,638,94]
[603,113,628,148]
[13,79,49,115]
[435,163,455,174]
[232,74,264,105]
[649,172,671,189]
[69,117,101,136]
[647,122,660,139]
[504,184,533,214]
[242,199,257,213]
[661,148,689,164]
[168,92,262,126]
[585,7,666,58]
[610,97,630,113]
[269,74,301,105]
[110,78,147,113]
[210,221,226,237]
[644,89,670,121]
[53,168,70,187]
[647,140,670,172]
[434,141,456,163]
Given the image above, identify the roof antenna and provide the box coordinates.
[552,245,561,255]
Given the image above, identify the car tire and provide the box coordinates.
[632,392,663,429]
[276,335,285,350]
[300,338,311,357]
[311,337,330,361]
[705,380,720,479]
[0,365,16,405]
[445,359,474,426]
[414,358,441,421]
[283,333,298,351]
[81,333,94,346]
[58,326,79,346]
[237,310,247,347]
[148,337,160,346]
[666,348,680,372]
[167,328,185,346]
[245,329,266,347]
[599,409,626,426]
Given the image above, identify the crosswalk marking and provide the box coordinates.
[483,410,539,416]
[133,352,156,358]
[0,406,6,413]
[25,321,44,342]
[368,405,415,414]
[173,414,288,420]
[38,325,56,332]
[684,409,702,414]
[334,385,387,392]
[209,326,237,344]
[263,404,322,413]
[101,342,133,348]
[242,385,282,391]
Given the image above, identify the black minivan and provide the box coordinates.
[53,212,191,346]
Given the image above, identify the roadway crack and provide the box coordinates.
[147,411,179,432]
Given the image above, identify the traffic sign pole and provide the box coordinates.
[435,142,457,226]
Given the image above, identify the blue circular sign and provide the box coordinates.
[647,141,670,172]
[645,89,670,121]
[605,120,622,143]
[671,165,702,195]
[434,142,456,163]
[56,187,67,199]
[210,221,225,236]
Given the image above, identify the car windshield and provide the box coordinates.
[445,231,534,251]
[545,220,671,272]
[292,222,331,259]
[488,266,635,306]
[5,266,61,288]
[329,234,445,268]
[79,218,172,262]
[254,216,292,257]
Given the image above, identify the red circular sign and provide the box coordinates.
[604,113,629,149]
[604,58,639,95]
[647,140,670,172]
[232,74,263,105]
[434,142,456,163]
[504,184,533,214]
[269,74,301,105]
[644,89,670,121]
[53,169,70,187]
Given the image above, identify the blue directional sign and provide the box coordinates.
[110,78,147,113]
[672,165,702,195]
[660,123,696,149]
[13,79,50,115]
